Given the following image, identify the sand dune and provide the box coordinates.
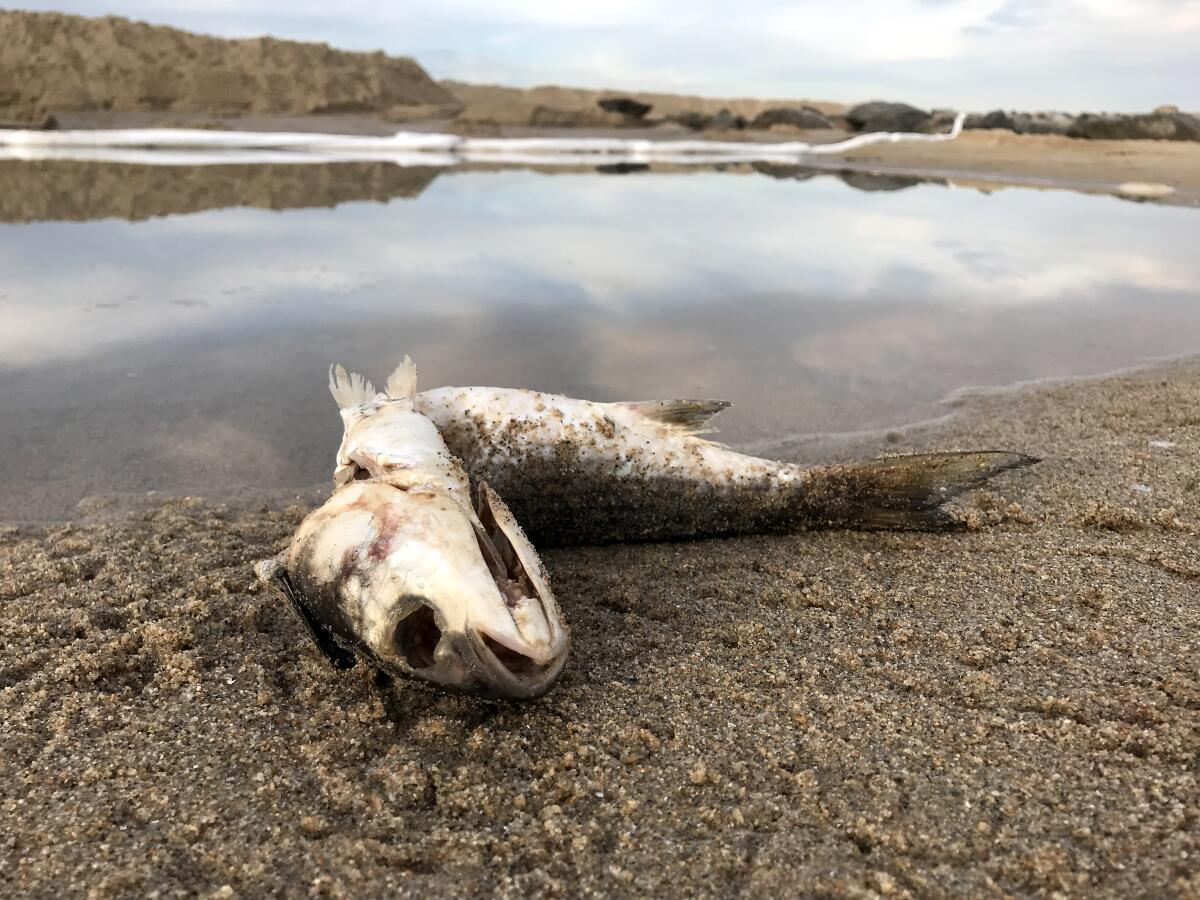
[0,11,459,124]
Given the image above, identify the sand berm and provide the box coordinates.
[0,10,460,124]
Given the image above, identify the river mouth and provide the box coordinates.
[2,159,1199,521]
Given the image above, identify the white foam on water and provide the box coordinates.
[0,113,966,167]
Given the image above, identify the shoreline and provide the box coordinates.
[2,353,1196,528]
[9,111,1200,201]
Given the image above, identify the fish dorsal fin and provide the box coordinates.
[329,364,376,410]
[385,355,418,401]
[617,399,732,434]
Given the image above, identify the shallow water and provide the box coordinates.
[2,160,1199,519]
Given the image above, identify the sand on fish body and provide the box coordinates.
[1,360,1197,897]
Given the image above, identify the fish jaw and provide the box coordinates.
[274,480,569,700]
[469,481,568,660]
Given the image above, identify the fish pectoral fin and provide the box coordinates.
[384,355,418,401]
[616,399,732,434]
[329,363,377,410]
[260,564,357,671]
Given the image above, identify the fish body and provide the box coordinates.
[416,386,1035,545]
[257,360,569,699]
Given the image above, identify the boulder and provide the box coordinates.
[750,162,819,182]
[839,172,922,192]
[969,109,1075,136]
[1068,111,1200,141]
[1023,112,1075,135]
[845,101,930,133]
[0,108,56,129]
[596,162,649,175]
[748,106,833,131]
[976,109,1017,131]
[597,97,652,120]
[706,108,746,131]
[665,111,710,131]
[928,109,961,131]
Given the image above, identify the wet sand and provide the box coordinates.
[2,359,1197,897]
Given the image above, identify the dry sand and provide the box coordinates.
[842,129,1200,194]
[2,358,1197,897]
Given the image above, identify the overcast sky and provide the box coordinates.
[18,1,1200,110]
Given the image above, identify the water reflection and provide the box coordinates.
[1,163,1198,519]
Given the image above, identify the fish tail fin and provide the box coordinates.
[385,356,418,401]
[807,451,1038,530]
[329,363,377,410]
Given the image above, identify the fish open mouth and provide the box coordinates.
[480,633,551,679]
[468,630,567,699]
[472,484,538,613]
[467,481,569,696]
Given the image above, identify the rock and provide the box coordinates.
[750,162,820,182]
[967,109,1075,136]
[977,109,1017,131]
[597,97,652,120]
[665,111,710,131]
[839,172,922,193]
[706,108,746,131]
[1024,112,1075,135]
[928,108,961,130]
[1068,111,1200,141]
[748,106,833,131]
[0,110,56,129]
[845,101,930,133]
[596,162,649,175]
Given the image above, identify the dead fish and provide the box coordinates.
[256,359,569,700]
[414,386,1037,545]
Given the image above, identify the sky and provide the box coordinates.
[14,1,1200,110]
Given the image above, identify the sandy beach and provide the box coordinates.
[3,358,1197,897]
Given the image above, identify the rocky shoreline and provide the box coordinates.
[521,95,1200,144]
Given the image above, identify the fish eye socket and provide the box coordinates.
[393,600,442,670]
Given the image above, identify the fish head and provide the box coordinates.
[277,479,569,700]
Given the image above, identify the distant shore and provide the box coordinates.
[5,9,1200,201]
[24,107,1200,201]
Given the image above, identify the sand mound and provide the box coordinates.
[0,11,460,124]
